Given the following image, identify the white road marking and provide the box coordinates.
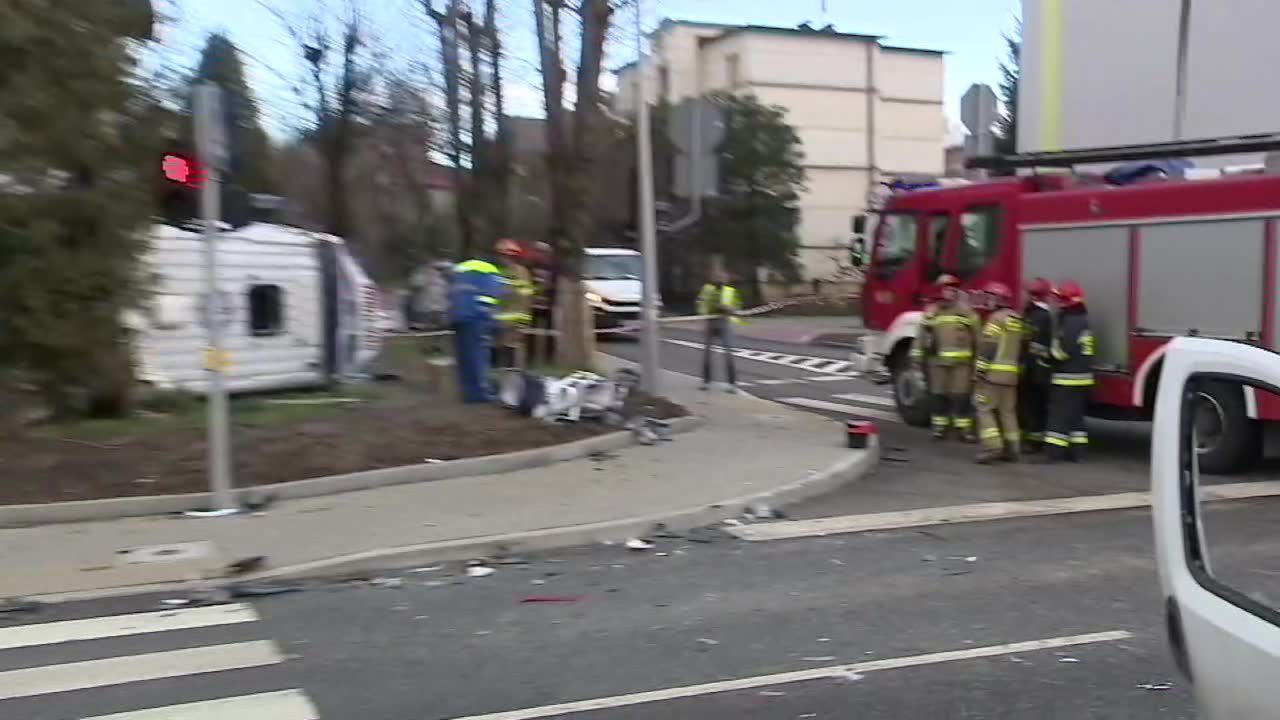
[443,631,1132,720]
[83,690,320,720]
[777,397,901,423]
[661,339,858,376]
[0,604,259,651]
[806,375,852,382]
[755,378,805,386]
[0,641,284,701]
[728,481,1280,541]
[833,392,899,408]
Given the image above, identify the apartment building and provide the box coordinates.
[615,20,947,285]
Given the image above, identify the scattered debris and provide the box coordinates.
[798,714,819,719]
[921,554,938,562]
[421,580,452,588]
[696,638,720,646]
[1058,657,1081,664]
[410,566,443,574]
[1009,657,1028,664]
[723,518,744,527]
[655,552,669,557]
[183,508,240,519]
[369,577,404,589]
[160,598,191,607]
[964,556,979,563]
[745,504,786,521]
[0,599,40,615]
[803,656,837,662]
[758,690,787,697]
[529,579,547,586]
[520,596,585,604]
[134,477,157,485]
[830,559,845,566]
[229,583,303,598]
[225,556,267,576]
[414,615,429,620]
[834,671,865,683]
[423,458,444,464]
[625,538,655,551]
[946,556,979,563]
[496,556,531,566]
[816,638,832,643]
[1136,682,1173,692]
[242,492,276,513]
[466,566,496,578]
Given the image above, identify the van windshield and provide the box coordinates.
[584,254,642,281]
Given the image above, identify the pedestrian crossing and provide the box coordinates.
[777,397,902,423]
[662,338,860,376]
[0,602,318,718]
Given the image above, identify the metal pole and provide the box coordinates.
[635,0,662,394]
[1173,0,1192,141]
[194,83,235,514]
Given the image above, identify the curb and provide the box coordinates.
[0,415,705,528]
[238,436,879,584]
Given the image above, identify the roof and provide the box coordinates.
[881,44,949,56]
[720,24,883,43]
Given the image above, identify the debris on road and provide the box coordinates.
[183,508,240,519]
[1058,657,1081,664]
[834,670,865,683]
[466,566,496,578]
[723,518,744,527]
[803,656,837,662]
[423,458,444,464]
[696,638,720,646]
[816,637,832,643]
[520,596,585,604]
[921,554,938,562]
[410,566,443,574]
[745,503,786,521]
[1136,682,1173,691]
[625,538,655,551]
[759,690,787,697]
[225,556,266,576]
[229,582,303,598]
[160,598,191,607]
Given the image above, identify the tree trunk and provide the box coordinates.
[553,275,594,369]
[434,0,471,256]
[485,0,511,238]
[466,16,489,247]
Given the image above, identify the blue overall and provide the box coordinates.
[449,259,507,403]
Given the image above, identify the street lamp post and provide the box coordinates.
[634,0,662,394]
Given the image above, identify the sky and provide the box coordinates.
[156,0,1021,142]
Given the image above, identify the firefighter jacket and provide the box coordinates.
[495,264,534,327]
[698,283,743,324]
[912,300,979,367]
[976,308,1024,386]
[1021,300,1054,381]
[1050,305,1095,387]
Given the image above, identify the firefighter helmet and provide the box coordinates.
[1055,279,1086,306]
[1025,277,1052,300]
[495,238,523,257]
[935,273,961,287]
[983,280,1013,307]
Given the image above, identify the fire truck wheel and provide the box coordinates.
[1192,380,1261,474]
[890,346,931,428]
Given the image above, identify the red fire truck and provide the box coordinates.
[851,137,1280,473]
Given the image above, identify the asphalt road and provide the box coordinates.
[1,503,1228,719]
[8,325,1280,718]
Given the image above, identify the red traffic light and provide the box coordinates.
[161,153,204,188]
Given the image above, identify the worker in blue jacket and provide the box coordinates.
[449,258,507,403]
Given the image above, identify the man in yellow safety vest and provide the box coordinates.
[697,271,743,393]
[493,239,535,369]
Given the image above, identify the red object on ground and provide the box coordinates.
[846,420,878,449]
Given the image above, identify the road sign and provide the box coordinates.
[194,83,229,173]
[962,83,998,159]
[669,98,725,199]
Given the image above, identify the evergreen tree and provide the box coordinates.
[994,29,1021,157]
[0,0,157,416]
[694,93,806,305]
[193,33,276,194]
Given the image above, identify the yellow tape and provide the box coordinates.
[204,348,232,371]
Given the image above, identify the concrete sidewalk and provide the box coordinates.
[1,357,875,601]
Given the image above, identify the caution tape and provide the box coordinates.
[393,294,857,339]
[204,347,233,371]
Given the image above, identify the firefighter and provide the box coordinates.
[1044,279,1095,462]
[973,281,1024,463]
[1019,277,1055,452]
[493,239,534,369]
[912,273,980,441]
[449,257,507,403]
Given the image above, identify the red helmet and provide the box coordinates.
[983,280,1013,307]
[1025,277,1052,301]
[935,273,961,287]
[495,238,523,257]
[1055,279,1086,306]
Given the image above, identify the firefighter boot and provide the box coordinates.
[975,448,1002,465]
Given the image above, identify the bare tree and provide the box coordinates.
[532,0,616,367]
[425,0,473,255]
[483,0,512,239]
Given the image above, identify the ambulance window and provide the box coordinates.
[957,207,1002,277]
[872,213,917,271]
[248,284,284,337]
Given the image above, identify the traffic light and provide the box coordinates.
[158,145,200,226]
[161,152,203,188]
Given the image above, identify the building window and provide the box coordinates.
[248,284,284,336]
[726,54,740,87]
[658,66,670,102]
[957,207,1002,278]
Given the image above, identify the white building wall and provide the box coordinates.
[614,22,945,282]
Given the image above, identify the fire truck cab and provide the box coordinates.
[854,167,1280,473]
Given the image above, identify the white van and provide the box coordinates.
[132,222,383,394]
[1152,337,1280,718]
[582,247,645,329]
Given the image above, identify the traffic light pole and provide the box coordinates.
[194,83,236,515]
[635,0,662,395]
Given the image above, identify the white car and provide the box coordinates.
[1152,337,1280,718]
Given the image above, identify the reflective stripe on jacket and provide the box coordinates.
[449,258,506,323]
[495,264,535,326]
[975,308,1023,386]
[913,300,979,366]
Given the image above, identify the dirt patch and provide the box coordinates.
[0,340,687,506]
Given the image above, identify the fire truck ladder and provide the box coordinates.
[967,133,1280,172]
